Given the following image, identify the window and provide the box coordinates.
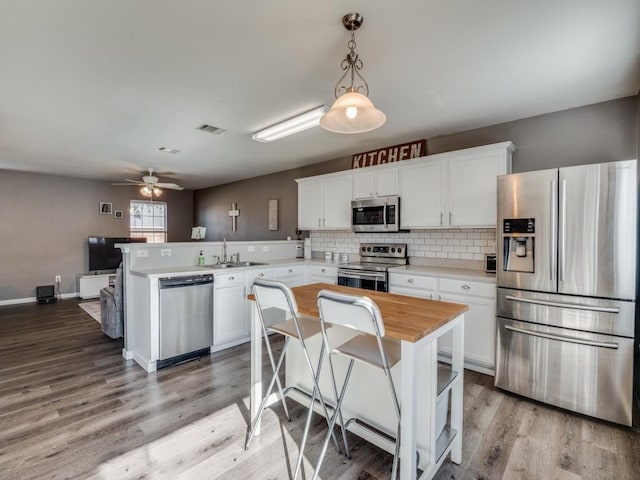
[130,200,167,243]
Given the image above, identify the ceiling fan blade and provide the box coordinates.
[112,182,140,186]
[156,183,184,190]
[124,178,145,184]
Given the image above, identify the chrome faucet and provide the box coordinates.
[222,237,228,263]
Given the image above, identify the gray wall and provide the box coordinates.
[195,96,639,239]
[0,170,193,301]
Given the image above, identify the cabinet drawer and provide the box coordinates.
[440,278,495,298]
[214,272,244,287]
[309,265,337,277]
[273,265,305,278]
[389,273,437,291]
[247,269,273,282]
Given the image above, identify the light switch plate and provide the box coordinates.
[136,249,149,257]
[247,246,256,252]
[262,245,270,252]
[161,249,172,256]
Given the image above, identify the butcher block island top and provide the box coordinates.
[249,282,469,342]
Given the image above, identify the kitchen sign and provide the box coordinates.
[352,139,426,169]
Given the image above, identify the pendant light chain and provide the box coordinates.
[335,29,369,98]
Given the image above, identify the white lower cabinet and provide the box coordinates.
[213,272,249,350]
[388,272,437,299]
[273,265,307,286]
[308,265,337,285]
[389,271,496,374]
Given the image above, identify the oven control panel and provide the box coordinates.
[360,243,407,258]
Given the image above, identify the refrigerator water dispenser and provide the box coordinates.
[502,218,535,273]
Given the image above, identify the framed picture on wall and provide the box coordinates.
[114,210,123,219]
[99,202,113,215]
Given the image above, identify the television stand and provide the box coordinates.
[77,272,116,299]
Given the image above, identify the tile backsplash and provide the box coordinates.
[310,229,496,262]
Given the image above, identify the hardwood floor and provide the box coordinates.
[1,299,639,479]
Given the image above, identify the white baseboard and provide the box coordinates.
[122,348,134,360]
[0,292,78,306]
[132,351,156,373]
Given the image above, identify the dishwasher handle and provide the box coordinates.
[159,275,214,289]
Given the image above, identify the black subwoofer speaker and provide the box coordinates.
[36,285,57,304]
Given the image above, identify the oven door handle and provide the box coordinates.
[338,271,386,281]
[504,295,619,313]
[505,325,618,349]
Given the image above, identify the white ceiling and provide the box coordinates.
[1,1,638,190]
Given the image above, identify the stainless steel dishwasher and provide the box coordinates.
[158,274,213,369]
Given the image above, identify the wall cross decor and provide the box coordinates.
[228,202,240,231]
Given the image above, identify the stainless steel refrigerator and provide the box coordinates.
[495,159,637,425]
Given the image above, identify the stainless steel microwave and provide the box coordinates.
[351,196,401,233]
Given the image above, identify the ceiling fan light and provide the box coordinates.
[153,187,162,197]
[320,92,386,134]
[141,186,152,197]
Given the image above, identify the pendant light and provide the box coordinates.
[320,13,386,134]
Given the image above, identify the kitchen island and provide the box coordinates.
[249,283,468,480]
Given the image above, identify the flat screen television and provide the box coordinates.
[88,237,146,272]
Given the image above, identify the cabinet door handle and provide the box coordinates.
[440,212,443,226]
[229,276,234,280]
[288,269,293,273]
[323,218,326,227]
[321,268,326,273]
[258,273,264,278]
[407,278,414,284]
[318,218,321,227]
[449,212,452,224]
[461,284,470,290]
[429,293,433,299]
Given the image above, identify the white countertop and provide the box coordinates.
[389,265,496,283]
[130,258,496,282]
[130,258,342,279]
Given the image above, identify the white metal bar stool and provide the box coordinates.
[245,279,345,479]
[313,289,402,480]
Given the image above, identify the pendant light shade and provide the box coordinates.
[320,91,386,134]
[320,13,385,135]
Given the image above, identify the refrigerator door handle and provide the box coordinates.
[504,294,620,313]
[559,178,567,282]
[550,179,557,282]
[505,325,618,349]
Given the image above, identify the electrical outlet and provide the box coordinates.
[262,245,270,252]
[55,275,61,283]
[247,246,256,252]
[161,249,172,257]
[136,249,149,258]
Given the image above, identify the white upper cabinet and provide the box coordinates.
[400,142,514,229]
[447,147,512,227]
[297,141,514,231]
[297,173,352,230]
[400,160,445,228]
[352,166,399,199]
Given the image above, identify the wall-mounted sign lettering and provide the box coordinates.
[352,139,426,169]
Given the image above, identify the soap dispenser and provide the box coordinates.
[197,250,205,266]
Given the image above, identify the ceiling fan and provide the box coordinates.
[112,168,184,197]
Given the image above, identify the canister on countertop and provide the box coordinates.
[340,253,349,263]
[324,251,333,261]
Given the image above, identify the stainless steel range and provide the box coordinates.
[337,243,407,292]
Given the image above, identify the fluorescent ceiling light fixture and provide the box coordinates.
[252,105,328,143]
